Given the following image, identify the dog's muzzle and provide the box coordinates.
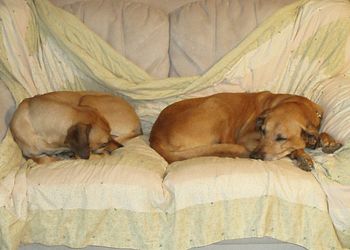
[249,150,265,160]
[77,148,90,159]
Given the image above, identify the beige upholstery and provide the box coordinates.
[51,0,201,14]
[50,0,294,78]
[0,82,15,141]
[169,0,295,77]
[57,0,170,79]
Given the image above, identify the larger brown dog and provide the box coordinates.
[11,91,142,164]
[150,91,342,171]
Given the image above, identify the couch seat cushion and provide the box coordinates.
[164,156,327,210]
[26,136,168,212]
[161,156,343,250]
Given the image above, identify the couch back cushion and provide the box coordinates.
[51,0,295,78]
[169,0,295,77]
[54,0,170,79]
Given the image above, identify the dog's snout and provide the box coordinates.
[250,150,265,160]
[77,148,90,159]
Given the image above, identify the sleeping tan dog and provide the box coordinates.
[10,91,142,164]
[149,91,342,171]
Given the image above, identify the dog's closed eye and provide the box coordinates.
[275,134,287,142]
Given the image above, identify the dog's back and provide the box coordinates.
[149,92,260,162]
[79,94,142,143]
[38,91,142,143]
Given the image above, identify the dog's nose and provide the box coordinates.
[77,148,90,159]
[250,150,265,160]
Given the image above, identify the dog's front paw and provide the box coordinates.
[319,133,343,154]
[295,155,314,172]
[322,143,343,154]
[289,149,314,172]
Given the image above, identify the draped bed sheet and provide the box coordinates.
[0,0,349,249]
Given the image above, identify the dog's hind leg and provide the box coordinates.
[112,127,143,145]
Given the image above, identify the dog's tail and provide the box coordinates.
[152,143,249,163]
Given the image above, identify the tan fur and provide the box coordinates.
[10,91,142,164]
[150,91,341,171]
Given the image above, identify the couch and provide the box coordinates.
[0,0,350,249]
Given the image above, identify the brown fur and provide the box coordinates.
[149,91,342,171]
[10,91,142,164]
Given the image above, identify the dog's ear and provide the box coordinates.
[301,123,319,136]
[256,116,265,131]
[64,123,92,159]
[256,111,269,132]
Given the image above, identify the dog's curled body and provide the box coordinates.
[41,91,142,143]
[11,96,109,161]
[150,93,258,162]
[10,91,142,164]
[150,91,341,170]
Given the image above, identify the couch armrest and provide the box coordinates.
[0,82,16,142]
